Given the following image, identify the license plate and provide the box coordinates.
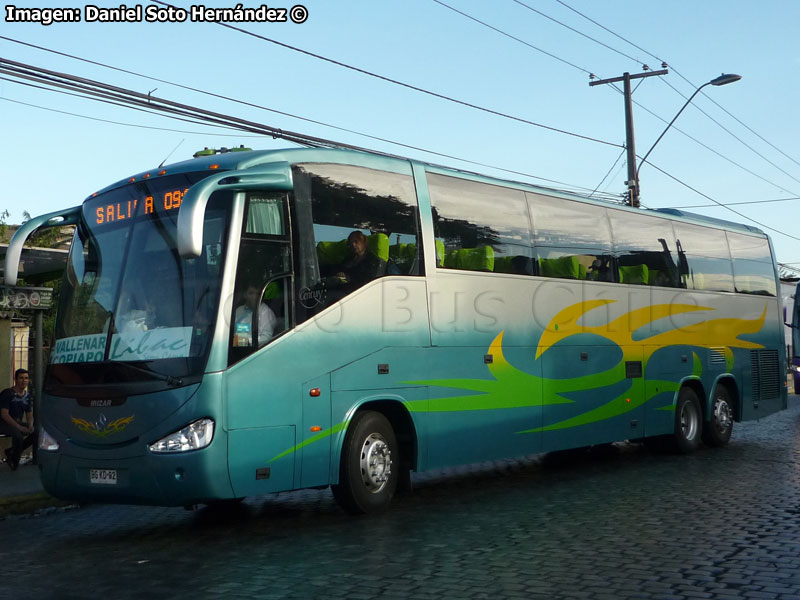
[90,469,117,485]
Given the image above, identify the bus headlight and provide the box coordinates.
[38,427,59,452]
[149,418,215,453]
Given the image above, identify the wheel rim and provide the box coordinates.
[713,398,733,433]
[680,401,699,440]
[359,433,392,494]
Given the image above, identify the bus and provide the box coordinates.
[786,281,800,392]
[6,147,787,513]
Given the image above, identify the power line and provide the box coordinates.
[590,148,626,197]
[553,0,658,64]
[0,57,342,148]
[0,96,270,137]
[511,0,642,66]
[0,74,246,132]
[432,0,592,75]
[665,196,800,209]
[0,56,618,198]
[1,35,615,193]
[144,0,621,149]
[0,35,425,151]
[658,77,800,188]
[629,91,800,198]
[552,0,800,183]
[4,50,797,245]
[646,161,800,242]
[430,1,800,203]
[698,89,800,170]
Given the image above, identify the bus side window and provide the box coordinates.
[429,173,533,274]
[291,163,421,325]
[528,192,613,282]
[608,211,681,287]
[672,223,734,292]
[727,232,776,296]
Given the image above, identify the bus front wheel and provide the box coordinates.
[332,410,399,514]
[702,385,734,447]
[673,386,703,453]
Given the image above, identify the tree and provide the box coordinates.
[21,210,72,249]
[0,209,9,242]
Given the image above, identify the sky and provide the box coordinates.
[2,0,800,269]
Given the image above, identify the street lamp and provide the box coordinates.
[634,73,742,204]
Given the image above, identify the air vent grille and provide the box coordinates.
[751,349,780,401]
[710,347,726,364]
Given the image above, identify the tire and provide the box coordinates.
[332,411,399,514]
[702,384,734,447]
[672,386,703,454]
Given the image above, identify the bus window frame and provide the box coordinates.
[227,192,295,366]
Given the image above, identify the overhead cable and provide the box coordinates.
[145,0,621,149]
[0,56,616,197]
[432,0,592,75]
[553,0,800,176]
[646,161,800,242]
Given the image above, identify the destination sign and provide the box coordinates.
[94,188,189,225]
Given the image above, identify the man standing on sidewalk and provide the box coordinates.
[0,369,36,471]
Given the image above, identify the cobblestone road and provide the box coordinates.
[3,397,800,600]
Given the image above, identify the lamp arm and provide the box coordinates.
[636,82,710,178]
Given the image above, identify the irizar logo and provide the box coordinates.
[71,413,135,438]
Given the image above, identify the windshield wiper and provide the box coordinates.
[108,361,184,387]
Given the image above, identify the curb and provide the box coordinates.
[0,492,75,518]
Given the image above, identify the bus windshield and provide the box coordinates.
[48,172,230,389]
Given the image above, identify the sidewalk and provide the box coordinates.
[0,456,69,517]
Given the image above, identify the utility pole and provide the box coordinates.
[590,68,668,208]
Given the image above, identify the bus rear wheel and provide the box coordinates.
[672,387,703,453]
[332,410,399,514]
[702,385,734,447]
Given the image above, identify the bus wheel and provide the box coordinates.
[332,411,399,514]
[702,385,734,447]
[672,387,702,453]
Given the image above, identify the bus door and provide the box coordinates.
[226,192,298,496]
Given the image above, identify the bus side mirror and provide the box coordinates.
[177,163,293,258]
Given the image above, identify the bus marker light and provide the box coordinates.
[158,169,167,176]
[625,398,631,403]
[144,173,151,179]
[209,164,220,170]
[128,177,135,183]
[309,388,321,397]
[310,426,322,432]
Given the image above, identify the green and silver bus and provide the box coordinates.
[7,147,787,513]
